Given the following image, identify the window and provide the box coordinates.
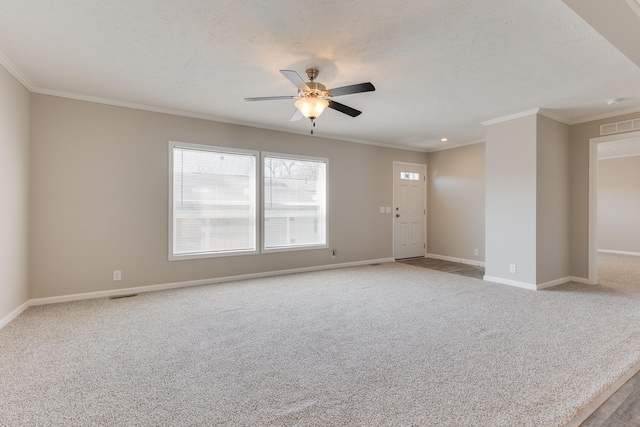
[169,143,329,259]
[401,172,420,181]
[170,142,258,259]
[263,154,327,251]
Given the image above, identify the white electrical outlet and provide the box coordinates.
[113,270,122,281]
[474,248,479,256]
[509,264,517,274]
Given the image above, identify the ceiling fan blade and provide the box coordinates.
[244,95,296,101]
[327,100,362,117]
[280,70,310,91]
[328,82,375,97]
[289,109,303,121]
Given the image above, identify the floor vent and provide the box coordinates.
[109,293,138,300]
[600,118,640,136]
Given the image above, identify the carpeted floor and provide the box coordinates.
[597,252,640,289]
[1,256,639,426]
[579,253,640,427]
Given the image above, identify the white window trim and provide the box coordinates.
[261,151,329,253]
[168,141,260,261]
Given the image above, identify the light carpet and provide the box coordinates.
[1,259,640,426]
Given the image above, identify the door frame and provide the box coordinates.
[588,130,640,284]
[392,161,427,259]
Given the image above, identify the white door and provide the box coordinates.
[393,162,426,259]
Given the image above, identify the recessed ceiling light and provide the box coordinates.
[441,138,448,142]
[607,99,620,106]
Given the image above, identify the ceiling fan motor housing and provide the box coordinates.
[305,68,319,81]
[301,82,327,98]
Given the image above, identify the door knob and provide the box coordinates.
[396,214,400,218]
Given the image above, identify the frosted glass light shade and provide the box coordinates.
[295,97,329,119]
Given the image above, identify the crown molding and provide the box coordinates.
[0,51,34,91]
[481,108,541,126]
[537,108,571,124]
[481,108,573,127]
[481,105,640,128]
[0,46,428,153]
[426,138,485,153]
[568,105,640,125]
[32,87,430,152]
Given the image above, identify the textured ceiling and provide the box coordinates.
[1,0,640,151]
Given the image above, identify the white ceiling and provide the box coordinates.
[1,0,640,151]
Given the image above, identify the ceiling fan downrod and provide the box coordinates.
[304,71,320,135]
[306,68,319,81]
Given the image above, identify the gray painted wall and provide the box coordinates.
[597,155,640,254]
[569,112,640,280]
[29,94,428,299]
[485,115,538,285]
[427,143,485,263]
[536,115,571,284]
[0,66,30,321]
[4,64,640,321]
[485,113,571,287]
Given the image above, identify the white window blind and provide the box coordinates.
[264,155,327,250]
[171,144,257,258]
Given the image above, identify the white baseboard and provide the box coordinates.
[484,275,573,291]
[570,276,591,285]
[3,258,395,328]
[483,275,538,291]
[598,249,640,257]
[537,276,572,290]
[0,301,30,330]
[28,279,217,306]
[426,253,485,267]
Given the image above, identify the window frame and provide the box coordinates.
[168,141,260,261]
[261,151,329,253]
[400,171,421,181]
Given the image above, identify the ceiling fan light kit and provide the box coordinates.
[294,96,329,119]
[245,68,375,134]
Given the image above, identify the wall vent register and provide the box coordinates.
[600,118,640,136]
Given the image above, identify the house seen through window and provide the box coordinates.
[263,155,327,250]
[170,142,327,259]
[171,143,257,258]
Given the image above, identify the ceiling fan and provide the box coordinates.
[244,69,375,133]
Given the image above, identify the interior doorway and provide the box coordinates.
[393,162,426,260]
[588,130,640,284]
